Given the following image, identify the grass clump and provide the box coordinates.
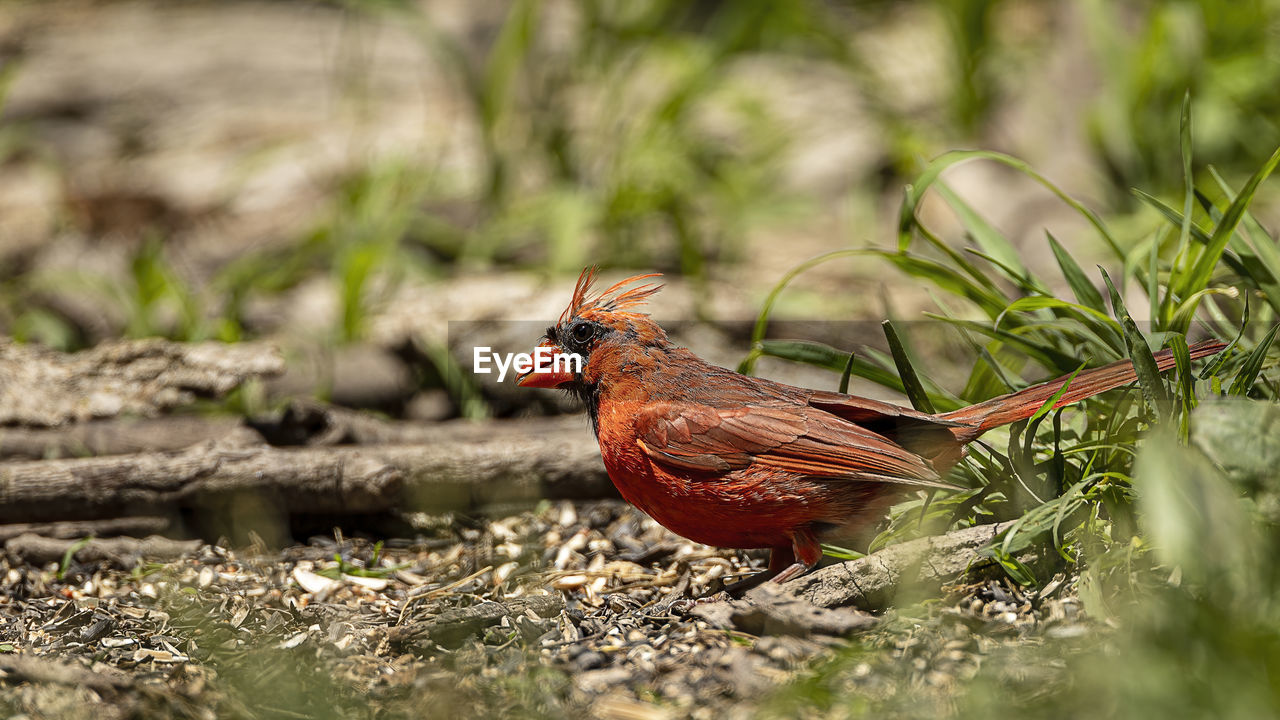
[751,103,1280,717]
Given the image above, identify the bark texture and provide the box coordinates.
[781,521,1048,609]
[0,338,283,427]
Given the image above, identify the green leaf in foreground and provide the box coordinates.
[1192,398,1280,493]
[1136,430,1258,598]
[838,349,857,394]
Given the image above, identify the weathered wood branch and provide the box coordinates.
[0,416,250,459]
[782,521,1048,610]
[0,338,283,427]
[0,436,402,523]
[4,533,202,566]
[0,517,173,542]
[0,418,612,525]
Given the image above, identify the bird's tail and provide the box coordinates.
[940,339,1226,442]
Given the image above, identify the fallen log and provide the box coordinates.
[0,416,250,460]
[0,517,173,541]
[0,418,612,526]
[782,521,1050,610]
[0,338,283,427]
[4,533,202,566]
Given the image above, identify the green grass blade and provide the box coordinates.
[1147,224,1160,327]
[935,182,1029,283]
[1046,231,1107,314]
[1200,298,1248,380]
[1178,145,1280,310]
[755,339,962,410]
[963,248,1046,295]
[1133,188,1212,245]
[1206,166,1280,315]
[870,251,1009,318]
[1177,91,1195,283]
[1028,363,1084,425]
[741,249,867,374]
[997,297,1120,332]
[1165,334,1193,439]
[1100,267,1172,416]
[997,296,1126,355]
[1227,323,1278,396]
[58,536,93,581]
[1170,288,1241,332]
[756,339,850,373]
[921,314,1083,372]
[962,346,1020,400]
[894,178,1007,293]
[882,320,936,413]
[1133,189,1256,291]
[900,150,1124,258]
[838,350,857,394]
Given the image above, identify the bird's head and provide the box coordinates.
[516,267,667,397]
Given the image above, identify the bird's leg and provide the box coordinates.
[768,546,797,574]
[713,547,790,598]
[770,527,823,584]
[717,530,823,599]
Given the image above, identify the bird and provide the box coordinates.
[517,268,1226,583]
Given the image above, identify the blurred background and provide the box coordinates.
[1,0,1278,416]
[4,4,1280,718]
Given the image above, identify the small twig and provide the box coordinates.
[397,565,494,625]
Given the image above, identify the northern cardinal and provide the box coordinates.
[517,268,1225,582]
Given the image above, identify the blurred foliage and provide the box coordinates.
[376,0,822,280]
[749,99,1280,716]
[0,1,1277,715]
[4,0,1280,355]
[761,405,1280,720]
[1083,0,1280,198]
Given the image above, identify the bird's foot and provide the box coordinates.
[717,569,780,597]
[769,561,811,584]
[660,592,732,614]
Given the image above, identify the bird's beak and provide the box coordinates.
[515,339,576,388]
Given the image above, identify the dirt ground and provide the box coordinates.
[0,498,1085,720]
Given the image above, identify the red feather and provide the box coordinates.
[521,267,1228,581]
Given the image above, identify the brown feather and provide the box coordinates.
[634,402,957,491]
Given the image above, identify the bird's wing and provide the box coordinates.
[804,390,970,465]
[634,401,959,490]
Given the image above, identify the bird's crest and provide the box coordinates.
[560,267,664,324]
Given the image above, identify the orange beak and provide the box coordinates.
[515,339,577,389]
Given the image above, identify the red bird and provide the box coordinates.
[518,269,1225,582]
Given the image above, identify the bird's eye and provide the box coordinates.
[571,322,594,344]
